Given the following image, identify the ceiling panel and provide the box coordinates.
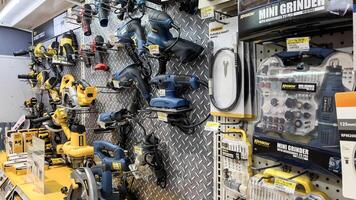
[13,0,74,30]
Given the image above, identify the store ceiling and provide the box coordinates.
[0,0,75,30]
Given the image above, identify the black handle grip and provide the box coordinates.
[13,50,29,56]
[25,115,38,120]
[18,74,36,79]
[31,115,51,124]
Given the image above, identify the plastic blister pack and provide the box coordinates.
[253,48,355,175]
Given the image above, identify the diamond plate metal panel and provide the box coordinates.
[62,1,213,200]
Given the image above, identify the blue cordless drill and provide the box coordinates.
[150,75,200,110]
[92,141,130,199]
[147,9,204,74]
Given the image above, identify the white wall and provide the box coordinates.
[0,55,33,122]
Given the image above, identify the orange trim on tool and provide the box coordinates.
[335,92,356,107]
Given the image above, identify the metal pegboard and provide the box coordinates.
[59,1,214,200]
[213,30,354,200]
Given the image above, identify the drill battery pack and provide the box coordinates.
[253,48,355,176]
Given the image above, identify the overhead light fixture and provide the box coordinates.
[0,0,46,27]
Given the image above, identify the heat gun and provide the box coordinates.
[94,0,111,27]
[108,65,151,102]
[90,35,109,71]
[77,4,93,36]
[147,9,203,74]
[150,74,200,109]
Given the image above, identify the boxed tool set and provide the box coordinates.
[0,0,354,199]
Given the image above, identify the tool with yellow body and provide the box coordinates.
[32,108,94,168]
[247,168,329,200]
[59,74,97,109]
[53,31,78,66]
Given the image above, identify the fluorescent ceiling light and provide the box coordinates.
[0,0,46,27]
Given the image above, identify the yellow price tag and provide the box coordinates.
[274,178,297,194]
[286,37,310,52]
[157,112,168,122]
[112,162,122,171]
[148,45,160,55]
[134,146,143,155]
[204,121,220,132]
[201,6,214,19]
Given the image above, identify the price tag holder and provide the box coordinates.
[112,162,122,171]
[134,146,143,155]
[204,121,220,132]
[158,89,166,97]
[148,45,160,55]
[274,178,297,194]
[157,112,168,122]
[201,6,214,19]
[287,37,310,52]
[112,80,120,88]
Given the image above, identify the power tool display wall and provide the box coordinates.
[213,30,354,200]
[39,2,213,200]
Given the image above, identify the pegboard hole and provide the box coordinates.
[265,163,269,166]
[337,180,340,183]
[340,41,344,45]
[326,177,329,181]
[336,189,340,193]
[325,187,329,190]
[315,184,319,188]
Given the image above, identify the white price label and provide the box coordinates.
[287,37,310,52]
[157,112,168,122]
[158,89,166,97]
[204,121,220,132]
[200,6,214,19]
[112,80,120,88]
[148,45,160,55]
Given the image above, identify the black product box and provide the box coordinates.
[239,0,352,40]
[253,135,341,176]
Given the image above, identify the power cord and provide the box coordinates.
[142,133,167,188]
